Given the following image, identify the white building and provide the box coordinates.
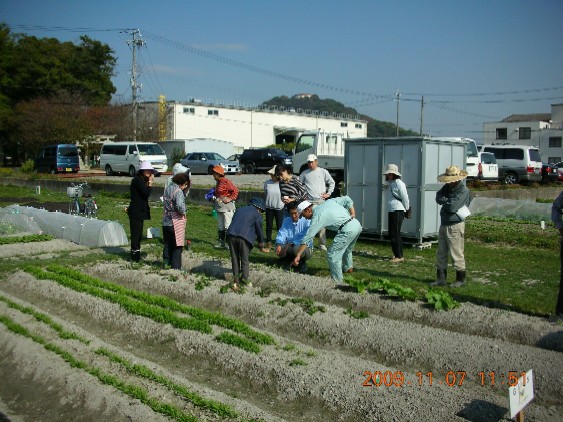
[161,100,368,152]
[483,103,563,163]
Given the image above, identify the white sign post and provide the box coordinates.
[509,369,534,421]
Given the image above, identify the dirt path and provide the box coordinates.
[0,242,561,421]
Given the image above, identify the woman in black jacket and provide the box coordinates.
[128,161,156,262]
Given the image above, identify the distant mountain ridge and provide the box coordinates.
[262,94,418,137]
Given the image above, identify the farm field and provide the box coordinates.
[0,183,562,421]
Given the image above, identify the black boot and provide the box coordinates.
[452,270,466,287]
[430,269,447,286]
[131,250,140,262]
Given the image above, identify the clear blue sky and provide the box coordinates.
[2,0,562,142]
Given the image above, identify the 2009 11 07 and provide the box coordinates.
[362,370,526,387]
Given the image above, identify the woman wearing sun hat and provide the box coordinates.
[127,161,157,262]
[431,165,471,287]
[383,164,409,263]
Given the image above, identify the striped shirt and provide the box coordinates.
[279,175,307,203]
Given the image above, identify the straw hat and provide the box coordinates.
[437,165,468,183]
[212,165,225,176]
[383,164,401,177]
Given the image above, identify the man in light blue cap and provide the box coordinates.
[292,196,362,282]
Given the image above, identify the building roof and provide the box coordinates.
[501,113,551,123]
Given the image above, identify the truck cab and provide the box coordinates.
[293,130,348,184]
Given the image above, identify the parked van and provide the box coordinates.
[464,139,479,180]
[481,145,542,184]
[100,142,168,176]
[34,144,80,174]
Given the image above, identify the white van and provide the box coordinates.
[464,139,479,180]
[100,142,168,176]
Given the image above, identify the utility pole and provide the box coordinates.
[420,96,424,136]
[128,29,145,141]
[395,91,400,137]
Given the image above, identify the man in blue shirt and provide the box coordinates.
[292,196,362,282]
[275,201,313,273]
[226,197,269,290]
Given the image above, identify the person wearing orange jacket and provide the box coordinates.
[211,165,239,249]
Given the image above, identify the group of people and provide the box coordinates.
[125,157,476,293]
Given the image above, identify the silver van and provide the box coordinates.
[100,142,168,176]
[481,145,542,184]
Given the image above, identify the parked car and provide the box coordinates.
[477,152,499,181]
[481,145,542,184]
[180,152,240,175]
[239,148,293,174]
[541,163,559,183]
[226,153,242,162]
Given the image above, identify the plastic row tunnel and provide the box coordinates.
[0,205,128,247]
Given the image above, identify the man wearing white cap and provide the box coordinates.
[274,201,313,273]
[292,195,362,282]
[299,154,335,251]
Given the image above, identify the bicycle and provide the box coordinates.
[67,182,97,218]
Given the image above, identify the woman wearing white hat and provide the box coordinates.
[127,161,156,262]
[383,164,409,263]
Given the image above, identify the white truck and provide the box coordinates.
[292,130,348,187]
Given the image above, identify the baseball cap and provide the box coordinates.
[307,154,317,162]
[297,200,312,216]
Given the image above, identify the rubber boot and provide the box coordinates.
[430,269,447,286]
[214,230,224,248]
[452,270,466,287]
[131,250,140,263]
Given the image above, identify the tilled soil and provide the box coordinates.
[0,240,562,422]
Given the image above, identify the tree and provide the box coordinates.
[0,24,118,164]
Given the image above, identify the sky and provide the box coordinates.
[2,0,562,143]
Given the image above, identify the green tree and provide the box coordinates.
[0,24,118,164]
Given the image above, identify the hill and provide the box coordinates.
[262,94,419,137]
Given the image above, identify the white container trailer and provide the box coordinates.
[344,137,468,244]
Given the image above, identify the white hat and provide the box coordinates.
[139,161,157,174]
[307,154,318,162]
[267,165,277,175]
[382,164,401,177]
[297,200,312,216]
[172,163,189,175]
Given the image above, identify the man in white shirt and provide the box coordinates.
[275,201,313,273]
[299,154,335,251]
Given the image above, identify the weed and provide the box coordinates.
[289,358,307,366]
[344,307,369,319]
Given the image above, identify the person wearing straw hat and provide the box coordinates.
[264,165,284,249]
[211,164,239,249]
[127,161,157,262]
[431,165,471,287]
[383,164,410,263]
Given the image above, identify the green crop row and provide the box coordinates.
[0,314,198,422]
[95,348,239,418]
[23,265,274,354]
[344,275,459,311]
[45,264,275,346]
[0,294,89,344]
[0,234,53,245]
